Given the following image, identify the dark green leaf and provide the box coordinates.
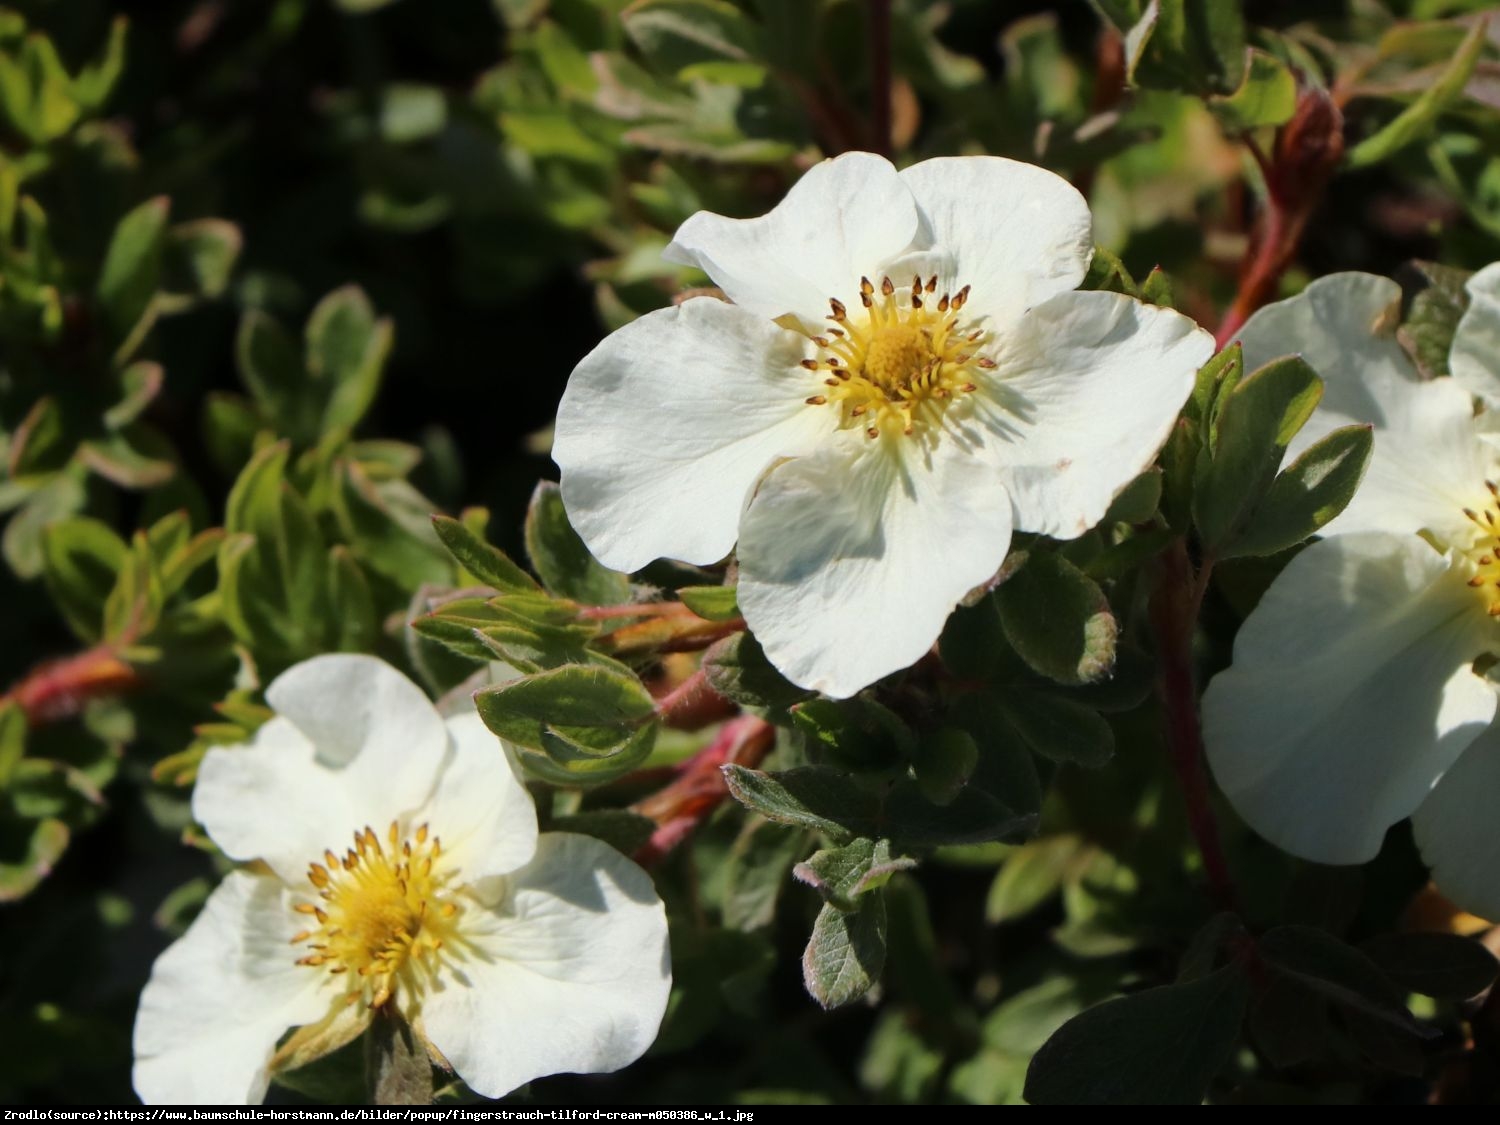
[702,632,811,709]
[1258,925,1429,1035]
[1360,932,1500,1000]
[1220,424,1373,559]
[994,689,1114,768]
[1024,963,1250,1105]
[549,810,656,855]
[305,285,393,435]
[1193,356,1322,553]
[995,552,1117,685]
[794,838,915,912]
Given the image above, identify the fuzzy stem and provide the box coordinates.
[1150,540,1238,913]
[653,666,736,730]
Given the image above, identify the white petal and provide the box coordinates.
[421,713,538,885]
[1412,725,1500,920]
[898,156,1093,328]
[195,656,446,882]
[265,653,445,771]
[973,290,1212,539]
[1236,271,1489,540]
[133,871,332,1105]
[420,834,671,1100]
[1451,262,1500,410]
[1236,272,1413,438]
[1203,533,1497,865]
[554,298,833,573]
[663,151,919,331]
[736,436,1015,698]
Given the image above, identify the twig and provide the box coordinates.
[868,0,893,157]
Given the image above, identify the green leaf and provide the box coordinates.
[995,553,1117,685]
[802,895,887,1010]
[985,835,1088,924]
[236,309,309,440]
[1082,245,1138,295]
[162,219,242,304]
[1248,975,1328,1069]
[702,632,811,709]
[1398,261,1473,380]
[41,517,127,642]
[678,584,740,621]
[1193,355,1323,553]
[722,819,809,932]
[1348,19,1488,168]
[911,727,979,806]
[96,196,169,350]
[1359,932,1499,1000]
[1219,424,1373,559]
[0,818,69,903]
[793,838,916,913]
[1121,0,1247,96]
[474,663,658,784]
[328,547,377,653]
[524,481,630,604]
[549,810,656,855]
[475,662,657,749]
[430,513,540,595]
[218,443,330,665]
[993,689,1115,768]
[305,285,393,436]
[0,702,25,788]
[721,765,880,842]
[1103,470,1163,524]
[1024,963,1250,1105]
[622,0,764,82]
[1208,48,1296,132]
[791,697,912,770]
[1258,925,1429,1034]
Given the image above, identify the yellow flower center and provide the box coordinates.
[291,821,462,1010]
[801,273,992,439]
[1460,489,1500,617]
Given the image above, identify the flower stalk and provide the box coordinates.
[1150,539,1238,913]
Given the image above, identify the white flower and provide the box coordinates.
[553,152,1214,698]
[1203,270,1500,917]
[132,654,671,1105]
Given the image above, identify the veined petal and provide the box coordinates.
[972,289,1212,539]
[1451,262,1500,410]
[420,834,671,1100]
[133,871,335,1105]
[1411,724,1500,921]
[196,656,446,882]
[898,156,1093,330]
[1203,533,1498,865]
[1236,272,1487,540]
[736,436,1015,698]
[421,713,538,887]
[663,152,919,332]
[554,298,833,573]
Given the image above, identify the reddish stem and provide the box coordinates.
[1,645,140,725]
[652,667,737,731]
[632,714,776,866]
[1150,540,1238,913]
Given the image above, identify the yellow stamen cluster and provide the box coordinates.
[1461,484,1500,617]
[291,821,461,1009]
[801,273,993,439]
